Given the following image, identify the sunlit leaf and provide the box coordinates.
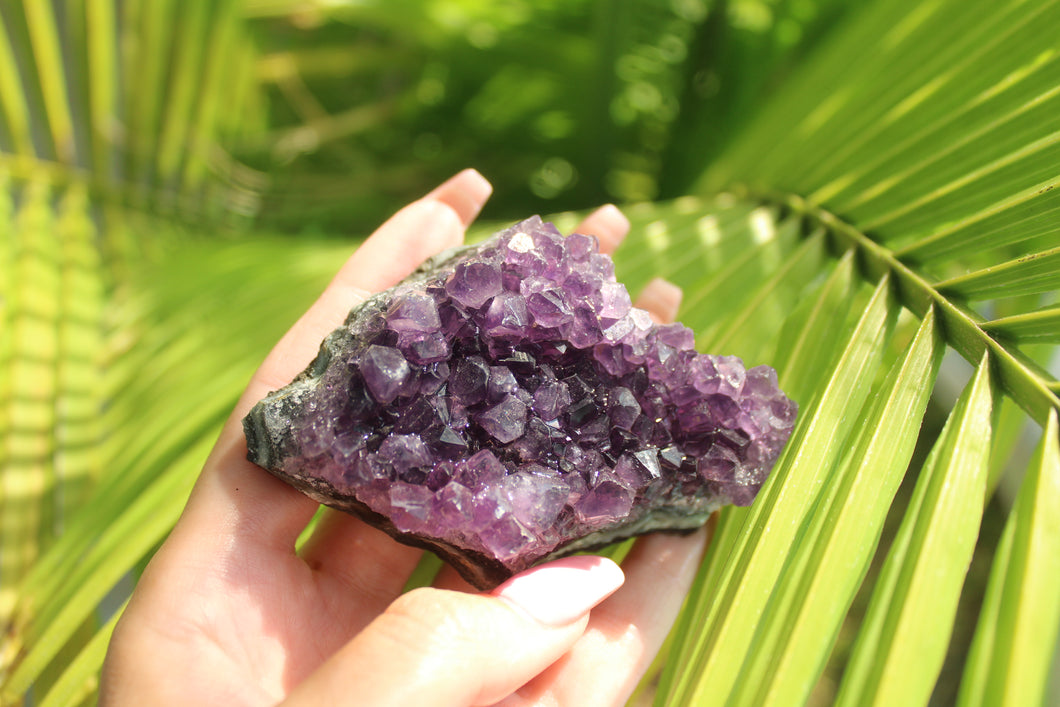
[983,306,1060,344]
[4,0,1060,704]
[958,410,1060,707]
[836,354,994,707]
[936,246,1060,301]
[664,277,900,705]
[729,309,944,706]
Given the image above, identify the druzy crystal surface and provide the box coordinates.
[244,217,796,588]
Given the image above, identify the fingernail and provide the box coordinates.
[593,203,630,231]
[426,168,493,224]
[492,556,624,626]
[457,168,492,204]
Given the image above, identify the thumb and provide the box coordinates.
[282,556,624,707]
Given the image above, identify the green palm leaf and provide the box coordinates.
[984,307,1060,344]
[836,355,995,706]
[730,310,944,706]
[958,410,1060,707]
[2,0,1059,704]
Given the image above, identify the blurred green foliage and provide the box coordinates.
[237,0,850,231]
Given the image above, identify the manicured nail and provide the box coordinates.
[492,556,625,626]
[426,169,493,226]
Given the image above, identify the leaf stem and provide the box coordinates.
[744,188,1060,428]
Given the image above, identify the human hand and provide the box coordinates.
[101,169,708,707]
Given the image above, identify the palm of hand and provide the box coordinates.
[128,518,371,703]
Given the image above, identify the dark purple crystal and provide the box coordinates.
[244,217,797,588]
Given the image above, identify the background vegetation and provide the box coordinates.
[1,0,1058,704]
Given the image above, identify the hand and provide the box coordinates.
[101,170,708,707]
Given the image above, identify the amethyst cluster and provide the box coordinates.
[244,217,796,588]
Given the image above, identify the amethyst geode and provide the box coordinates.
[244,217,796,588]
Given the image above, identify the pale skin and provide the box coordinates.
[101,169,708,707]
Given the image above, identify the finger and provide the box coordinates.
[282,557,624,707]
[183,170,492,553]
[575,204,629,256]
[298,509,424,613]
[509,529,708,707]
[431,562,479,592]
[634,277,683,324]
[425,168,496,227]
[237,168,492,414]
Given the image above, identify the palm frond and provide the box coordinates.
[0,0,259,699]
[2,0,1060,704]
[958,410,1060,707]
[3,235,346,702]
[836,355,994,706]
[729,311,944,706]
[656,0,1060,701]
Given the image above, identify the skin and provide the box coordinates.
[101,169,708,707]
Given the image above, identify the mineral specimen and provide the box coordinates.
[244,217,797,589]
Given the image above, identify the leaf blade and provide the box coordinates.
[730,307,944,707]
[982,306,1060,343]
[957,410,1060,707]
[667,276,899,704]
[836,353,994,707]
[935,246,1060,300]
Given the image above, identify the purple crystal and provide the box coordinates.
[450,356,490,405]
[244,217,798,589]
[388,293,441,333]
[378,434,431,475]
[576,477,634,524]
[532,380,571,420]
[527,289,573,327]
[360,345,410,403]
[446,261,502,308]
[390,483,433,532]
[479,394,528,443]
[456,449,506,489]
[598,282,632,321]
[503,472,567,529]
[483,292,530,338]
[403,331,449,364]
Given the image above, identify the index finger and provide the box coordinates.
[238,169,493,417]
[186,169,493,551]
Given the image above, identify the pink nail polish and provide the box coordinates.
[492,556,624,626]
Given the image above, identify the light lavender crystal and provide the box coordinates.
[244,217,797,588]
